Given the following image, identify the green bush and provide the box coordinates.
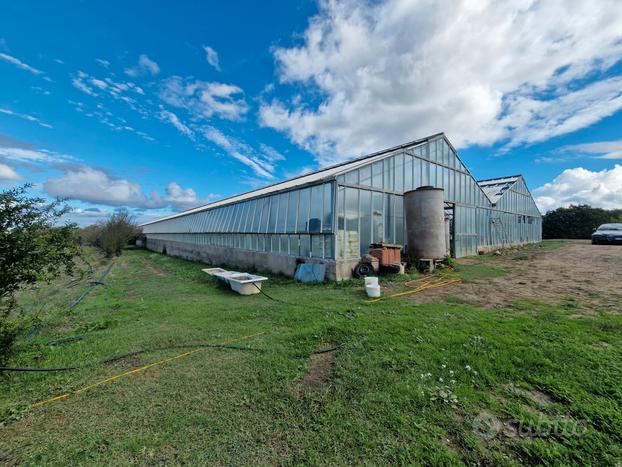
[542,204,622,239]
[0,310,18,366]
[99,211,141,257]
[0,185,79,364]
[78,211,141,258]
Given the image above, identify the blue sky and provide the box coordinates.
[1,0,621,225]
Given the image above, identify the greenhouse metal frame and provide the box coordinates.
[142,133,542,280]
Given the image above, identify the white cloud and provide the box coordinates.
[502,77,622,149]
[125,54,160,77]
[70,72,152,138]
[96,58,110,68]
[534,165,622,212]
[160,76,248,121]
[31,86,52,96]
[0,52,43,75]
[72,71,98,96]
[44,166,147,207]
[260,0,622,165]
[202,126,275,178]
[259,143,285,162]
[162,181,218,209]
[0,162,20,180]
[72,71,145,103]
[555,140,622,160]
[90,78,108,90]
[159,109,194,138]
[43,165,214,210]
[62,207,111,226]
[0,146,71,164]
[203,45,221,71]
[0,107,53,129]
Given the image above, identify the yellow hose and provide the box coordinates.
[366,274,461,304]
[31,331,265,409]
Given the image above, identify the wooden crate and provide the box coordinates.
[369,244,402,265]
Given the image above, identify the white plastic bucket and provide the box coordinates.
[366,285,381,298]
[364,277,379,287]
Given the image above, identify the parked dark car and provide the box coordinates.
[592,223,622,245]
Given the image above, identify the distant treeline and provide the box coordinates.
[543,205,622,239]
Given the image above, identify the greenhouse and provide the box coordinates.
[141,133,542,280]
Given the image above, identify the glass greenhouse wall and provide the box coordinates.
[142,133,542,278]
[144,181,335,259]
[334,137,493,259]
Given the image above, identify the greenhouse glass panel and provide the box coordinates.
[345,187,359,258]
[422,160,430,186]
[359,189,372,256]
[359,165,371,187]
[286,190,298,232]
[277,193,288,232]
[300,234,311,257]
[372,161,383,189]
[404,155,413,191]
[311,235,323,258]
[385,194,395,244]
[233,204,243,232]
[222,205,233,232]
[253,198,265,232]
[395,195,404,246]
[237,202,249,232]
[345,169,358,185]
[372,191,384,243]
[324,235,333,259]
[309,185,323,233]
[428,141,438,162]
[244,200,256,232]
[322,183,333,232]
[289,235,299,256]
[383,157,394,191]
[268,196,278,233]
[394,153,404,193]
[298,187,311,233]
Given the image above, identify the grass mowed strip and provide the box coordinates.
[1,245,621,465]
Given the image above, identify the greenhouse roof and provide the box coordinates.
[477,175,521,204]
[141,133,446,226]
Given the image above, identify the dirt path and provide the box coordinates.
[410,241,622,312]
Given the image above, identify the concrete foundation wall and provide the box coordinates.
[145,236,357,281]
[476,239,540,255]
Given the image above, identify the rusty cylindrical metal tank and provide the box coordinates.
[404,186,446,260]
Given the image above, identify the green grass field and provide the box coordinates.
[1,244,621,465]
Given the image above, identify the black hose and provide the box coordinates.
[313,346,340,354]
[0,342,263,373]
[251,282,355,318]
[68,261,115,310]
[0,365,81,372]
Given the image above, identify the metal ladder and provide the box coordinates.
[491,217,509,249]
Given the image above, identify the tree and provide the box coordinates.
[542,205,620,239]
[99,210,141,257]
[0,185,80,363]
[77,224,102,247]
